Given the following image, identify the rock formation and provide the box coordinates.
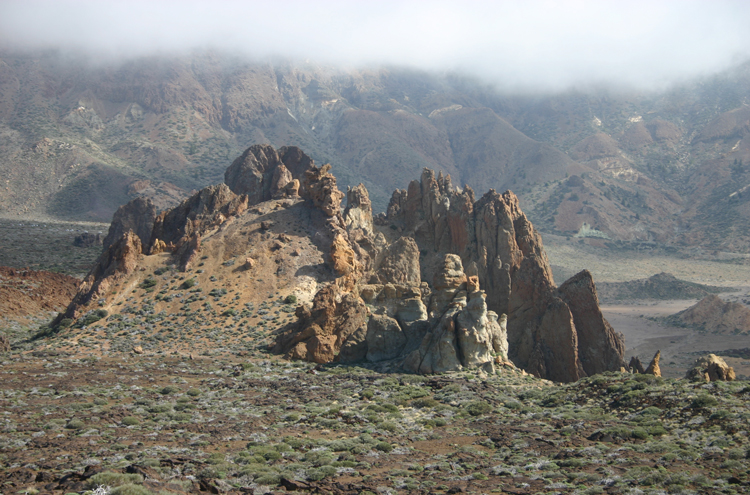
[224,144,312,203]
[685,354,736,382]
[557,270,626,376]
[149,183,249,270]
[102,197,156,250]
[628,356,645,374]
[53,231,143,325]
[644,350,662,377]
[56,144,623,382]
[368,168,625,381]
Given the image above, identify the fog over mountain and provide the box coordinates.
[2,0,750,91]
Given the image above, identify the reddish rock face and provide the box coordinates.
[53,230,143,325]
[103,196,156,250]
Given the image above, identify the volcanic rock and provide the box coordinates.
[628,356,645,374]
[102,197,156,250]
[685,354,736,382]
[644,350,661,377]
[53,230,142,325]
[377,168,623,381]
[55,144,621,382]
[224,144,313,203]
[557,270,626,376]
[149,183,248,269]
[377,236,421,285]
[344,184,374,234]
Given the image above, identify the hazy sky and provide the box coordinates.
[1,0,749,91]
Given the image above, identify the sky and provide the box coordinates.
[1,0,749,92]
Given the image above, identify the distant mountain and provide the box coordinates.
[1,50,750,250]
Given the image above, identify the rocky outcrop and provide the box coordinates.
[557,270,626,376]
[274,285,368,364]
[685,354,736,382]
[301,164,345,217]
[378,168,624,381]
[224,144,312,203]
[377,237,421,285]
[404,255,506,373]
[149,183,248,269]
[53,231,142,325]
[644,350,661,377]
[56,143,620,382]
[102,197,156,250]
[343,184,374,234]
[628,356,645,374]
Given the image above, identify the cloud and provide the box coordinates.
[1,0,749,91]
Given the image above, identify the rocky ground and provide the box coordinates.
[2,349,750,495]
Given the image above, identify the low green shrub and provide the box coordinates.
[88,472,143,488]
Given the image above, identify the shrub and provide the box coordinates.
[140,278,157,289]
[187,388,201,397]
[375,441,393,452]
[109,484,153,495]
[88,472,143,488]
[284,294,297,304]
[410,397,439,409]
[632,427,649,439]
[66,419,84,429]
[465,400,492,416]
[181,278,196,289]
[691,395,718,409]
[160,385,179,395]
[122,416,140,426]
[58,318,74,329]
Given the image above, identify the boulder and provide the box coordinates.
[73,232,102,248]
[685,354,736,382]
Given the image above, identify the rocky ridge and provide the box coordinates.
[54,145,624,381]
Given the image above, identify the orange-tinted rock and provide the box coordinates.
[102,196,156,250]
[644,350,661,377]
[685,354,735,382]
[54,230,142,325]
